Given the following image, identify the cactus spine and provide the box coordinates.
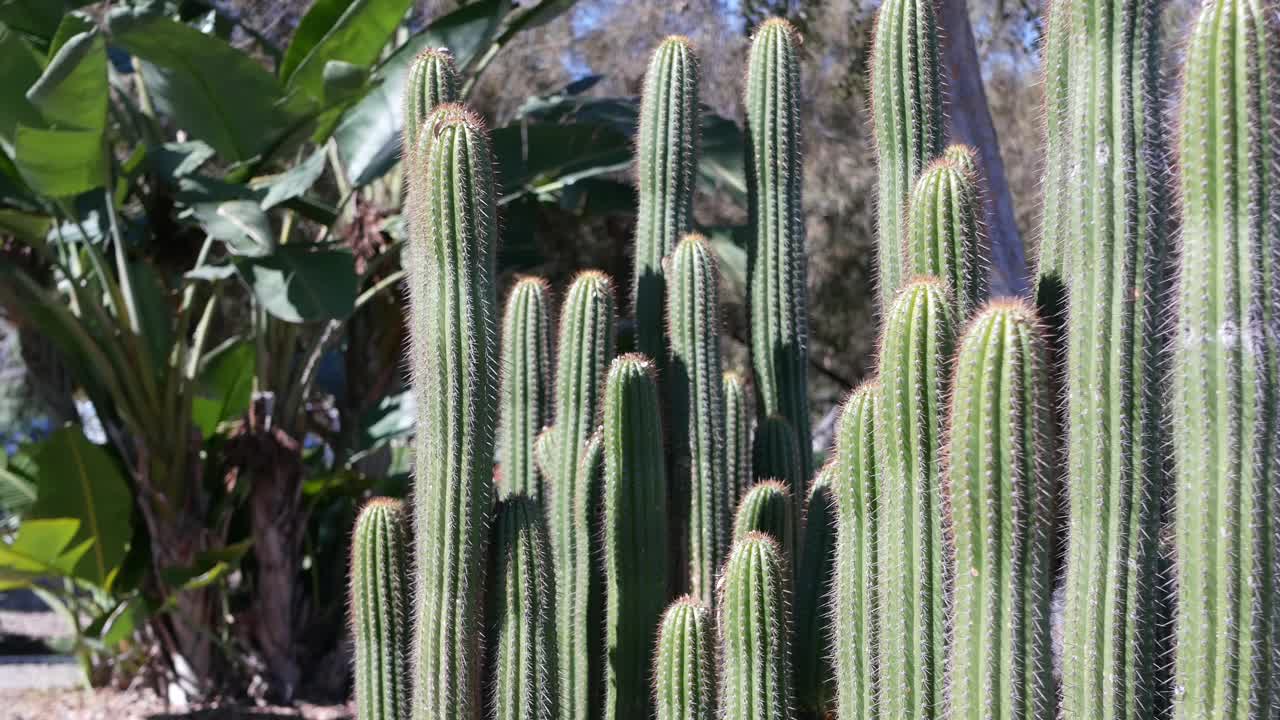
[724,371,754,503]
[668,234,731,607]
[944,302,1057,719]
[733,479,795,558]
[656,597,716,720]
[1172,0,1280,716]
[833,384,880,720]
[906,154,986,319]
[875,277,956,720]
[403,49,458,157]
[718,533,795,720]
[499,277,554,501]
[487,496,559,720]
[870,0,945,311]
[602,354,669,720]
[745,18,812,485]
[635,36,700,366]
[1055,0,1173,712]
[795,466,838,715]
[351,499,410,720]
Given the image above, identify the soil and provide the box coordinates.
[0,689,353,720]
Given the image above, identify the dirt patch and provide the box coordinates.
[0,688,353,720]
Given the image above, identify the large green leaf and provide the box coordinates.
[0,518,91,590]
[281,0,413,106]
[0,208,50,241]
[236,246,357,323]
[13,124,103,196]
[0,22,44,146]
[0,1,95,45]
[108,8,295,163]
[256,147,327,210]
[191,341,255,438]
[491,122,632,201]
[0,449,36,516]
[25,30,105,131]
[25,427,133,588]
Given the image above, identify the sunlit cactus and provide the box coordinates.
[498,277,553,502]
[906,153,986,319]
[718,533,795,720]
[403,48,458,158]
[351,499,410,720]
[732,479,795,559]
[655,597,715,720]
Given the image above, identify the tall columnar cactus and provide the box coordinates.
[487,496,559,720]
[602,354,669,720]
[499,277,554,501]
[870,0,945,311]
[944,302,1057,719]
[833,384,879,720]
[1172,0,1280,716]
[875,277,956,720]
[667,234,731,607]
[544,271,615,720]
[403,48,458,157]
[795,467,838,715]
[723,371,754,502]
[718,533,795,720]
[405,104,498,720]
[1056,0,1173,713]
[752,414,802,499]
[732,479,795,558]
[1034,0,1070,304]
[655,597,715,720]
[351,499,410,720]
[745,18,812,484]
[634,36,699,366]
[906,154,986,319]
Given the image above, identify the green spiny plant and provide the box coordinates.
[745,18,812,484]
[723,371,754,503]
[833,384,879,720]
[602,354,669,720]
[1171,0,1280,716]
[499,277,553,502]
[718,532,795,720]
[634,36,699,366]
[943,144,981,182]
[667,233,731,607]
[486,496,559,720]
[655,597,715,720]
[405,104,498,720]
[875,277,956,720]
[1033,0,1070,306]
[870,0,945,311]
[732,479,795,558]
[944,301,1057,719]
[753,414,803,501]
[403,48,458,158]
[351,499,410,720]
[795,466,837,716]
[906,154,986,319]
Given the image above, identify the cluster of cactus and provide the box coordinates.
[348,3,1280,719]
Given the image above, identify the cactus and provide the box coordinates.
[351,499,410,720]
[794,466,838,715]
[634,36,700,366]
[745,18,812,484]
[1034,0,1070,300]
[732,479,795,558]
[602,354,669,720]
[655,597,716,720]
[667,234,731,607]
[832,384,880,720]
[405,104,498,720]
[723,371,754,503]
[718,533,795,720]
[1171,0,1280,716]
[544,272,615,720]
[403,48,458,158]
[499,277,554,502]
[944,302,1057,719]
[906,154,986,319]
[1055,0,1174,713]
[486,496,559,720]
[870,0,945,311]
[875,277,956,720]
[752,414,803,500]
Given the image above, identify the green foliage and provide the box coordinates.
[718,533,794,720]
[351,499,410,720]
[499,277,554,502]
[732,480,794,559]
[655,597,715,720]
[794,467,837,714]
[906,151,986,319]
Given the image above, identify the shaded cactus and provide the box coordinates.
[723,371,754,502]
[499,277,554,502]
[875,277,956,720]
[833,384,880,720]
[602,354,669,720]
[733,479,795,558]
[944,302,1057,719]
[752,414,803,501]
[745,18,812,484]
[351,499,410,720]
[794,466,838,715]
[634,36,700,366]
[718,532,795,720]
[403,48,458,157]
[906,154,986,319]
[486,496,559,720]
[1171,0,1280,716]
[667,233,732,607]
[870,0,945,311]
[405,104,498,720]
[655,597,716,720]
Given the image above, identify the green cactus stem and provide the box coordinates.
[655,597,715,720]
[752,414,803,503]
[723,371,754,502]
[732,479,795,558]
[403,48,458,158]
[718,532,795,720]
[499,277,554,502]
[602,354,669,720]
[795,466,838,715]
[906,153,986,319]
[1172,0,1280,716]
[405,104,498,720]
[944,301,1057,719]
[351,499,410,720]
